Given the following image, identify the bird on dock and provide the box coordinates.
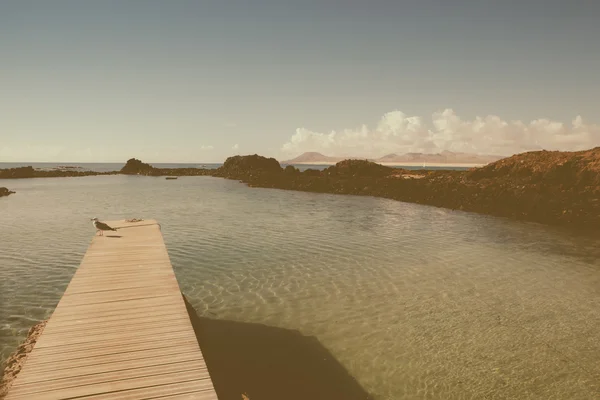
[90,218,117,236]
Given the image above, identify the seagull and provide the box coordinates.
[90,218,117,236]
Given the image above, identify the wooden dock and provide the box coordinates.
[5,219,219,399]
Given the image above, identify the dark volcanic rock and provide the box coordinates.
[119,158,213,177]
[120,158,157,175]
[211,149,600,232]
[467,147,600,188]
[325,159,394,178]
[284,165,299,174]
[0,166,35,179]
[223,154,282,174]
[0,165,116,179]
[214,154,282,180]
[0,187,15,197]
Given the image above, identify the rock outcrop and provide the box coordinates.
[119,158,214,177]
[120,158,157,175]
[0,166,116,179]
[0,187,15,198]
[324,159,396,178]
[210,150,600,232]
[0,166,35,179]
[214,154,282,179]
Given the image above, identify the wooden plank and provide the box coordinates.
[7,360,207,396]
[21,342,203,373]
[73,262,174,272]
[34,370,210,400]
[72,268,174,278]
[28,330,195,357]
[8,352,206,386]
[40,314,192,338]
[5,219,218,400]
[40,313,192,337]
[48,301,183,321]
[35,314,194,348]
[74,259,174,268]
[82,380,216,400]
[56,287,180,306]
[69,270,176,282]
[25,337,198,365]
[68,270,175,282]
[80,256,170,264]
[62,282,177,296]
[62,282,178,295]
[41,307,189,331]
[150,392,219,400]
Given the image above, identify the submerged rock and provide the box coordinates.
[0,187,15,197]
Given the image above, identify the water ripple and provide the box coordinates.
[1,175,600,398]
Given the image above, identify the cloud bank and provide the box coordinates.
[281,109,600,157]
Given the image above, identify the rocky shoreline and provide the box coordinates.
[212,151,600,232]
[0,321,46,398]
[0,166,118,179]
[2,149,599,231]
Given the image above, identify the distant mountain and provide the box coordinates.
[374,151,504,164]
[284,151,504,165]
[282,152,344,164]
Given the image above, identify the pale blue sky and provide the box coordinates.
[1,1,599,162]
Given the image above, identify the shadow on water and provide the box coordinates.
[183,295,374,400]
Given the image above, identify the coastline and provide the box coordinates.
[2,149,599,232]
[212,152,600,233]
[0,321,46,399]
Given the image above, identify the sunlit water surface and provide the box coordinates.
[1,175,599,399]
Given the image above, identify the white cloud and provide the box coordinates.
[200,145,214,151]
[232,143,239,150]
[281,109,600,157]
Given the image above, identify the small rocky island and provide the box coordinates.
[0,187,15,198]
[120,158,213,177]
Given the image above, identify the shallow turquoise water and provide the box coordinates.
[1,175,599,399]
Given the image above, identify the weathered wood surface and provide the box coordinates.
[5,219,218,399]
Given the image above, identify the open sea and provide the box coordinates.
[1,167,599,399]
